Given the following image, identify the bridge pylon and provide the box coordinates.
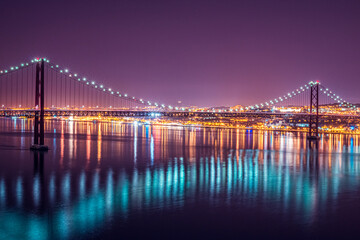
[307,81,320,147]
[30,59,48,151]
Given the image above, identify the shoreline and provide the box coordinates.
[1,116,359,136]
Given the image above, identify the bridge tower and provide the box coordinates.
[31,59,48,151]
[307,81,320,146]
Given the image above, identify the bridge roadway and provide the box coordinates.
[0,109,359,120]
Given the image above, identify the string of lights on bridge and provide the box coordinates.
[319,83,357,109]
[0,58,357,112]
[0,62,33,74]
[243,82,312,111]
[243,81,357,111]
[0,58,183,111]
[43,58,183,111]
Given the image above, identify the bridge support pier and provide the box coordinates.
[307,81,320,148]
[31,59,48,151]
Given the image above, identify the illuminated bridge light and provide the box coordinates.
[8,58,353,112]
[3,58,163,110]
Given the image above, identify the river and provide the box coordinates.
[0,117,359,239]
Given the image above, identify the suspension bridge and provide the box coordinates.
[0,57,359,148]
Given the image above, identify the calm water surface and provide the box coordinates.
[0,118,360,239]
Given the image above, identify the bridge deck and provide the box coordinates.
[0,109,359,120]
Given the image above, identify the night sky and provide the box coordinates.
[0,0,360,107]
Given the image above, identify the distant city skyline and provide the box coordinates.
[0,0,360,107]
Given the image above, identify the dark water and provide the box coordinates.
[0,118,360,239]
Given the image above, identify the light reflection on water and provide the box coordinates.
[0,118,360,239]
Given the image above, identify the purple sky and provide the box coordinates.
[0,0,360,107]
